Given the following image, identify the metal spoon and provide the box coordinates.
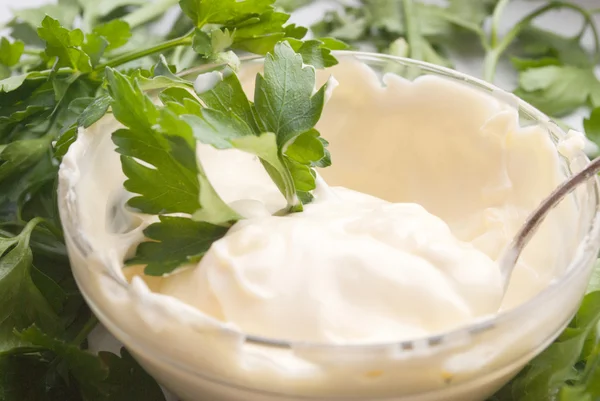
[498,156,600,293]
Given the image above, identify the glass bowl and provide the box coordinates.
[58,51,600,401]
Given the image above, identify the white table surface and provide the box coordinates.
[1,0,599,399]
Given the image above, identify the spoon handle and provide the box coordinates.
[499,156,600,289]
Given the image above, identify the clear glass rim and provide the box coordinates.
[64,50,600,353]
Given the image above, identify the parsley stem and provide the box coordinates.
[92,31,194,72]
[401,0,422,61]
[0,346,46,356]
[33,68,75,78]
[72,315,99,346]
[490,0,510,49]
[22,48,43,56]
[18,217,45,246]
[171,45,185,66]
[6,216,65,242]
[13,58,41,69]
[483,50,500,83]
[13,31,196,81]
[123,0,180,29]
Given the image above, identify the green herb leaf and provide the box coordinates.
[159,107,242,224]
[446,0,497,27]
[195,70,260,132]
[288,38,339,68]
[275,0,313,11]
[0,72,45,93]
[311,8,367,42]
[229,11,289,55]
[76,95,112,128]
[127,216,229,276]
[518,26,594,69]
[92,20,132,52]
[10,2,79,30]
[0,352,80,400]
[133,56,193,90]
[38,16,92,73]
[15,326,166,401]
[81,20,132,66]
[179,0,274,26]
[511,57,561,71]
[19,325,108,387]
[107,67,202,214]
[584,108,600,152]
[0,38,25,67]
[0,137,52,182]
[515,65,600,117]
[254,41,329,148]
[105,67,158,132]
[0,222,60,353]
[285,128,326,165]
[192,28,235,56]
[95,348,166,401]
[493,292,600,401]
[192,48,335,210]
[183,110,255,148]
[113,126,201,215]
[79,0,145,29]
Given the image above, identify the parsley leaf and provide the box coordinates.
[254,41,329,148]
[191,42,335,209]
[584,108,600,152]
[15,326,166,401]
[112,126,201,215]
[83,21,132,66]
[288,38,344,69]
[192,28,235,56]
[0,136,52,183]
[275,0,313,11]
[517,26,594,69]
[90,20,132,52]
[9,0,79,30]
[179,0,274,26]
[133,56,193,90]
[0,38,24,68]
[195,69,260,132]
[108,67,240,224]
[105,68,158,131]
[38,16,92,73]
[95,348,166,401]
[515,65,600,117]
[0,221,60,353]
[285,128,326,166]
[492,292,600,401]
[127,216,229,275]
[107,68,201,214]
[18,326,108,389]
[77,95,112,128]
[0,73,38,93]
[228,11,289,54]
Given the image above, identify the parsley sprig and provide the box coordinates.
[108,40,334,276]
